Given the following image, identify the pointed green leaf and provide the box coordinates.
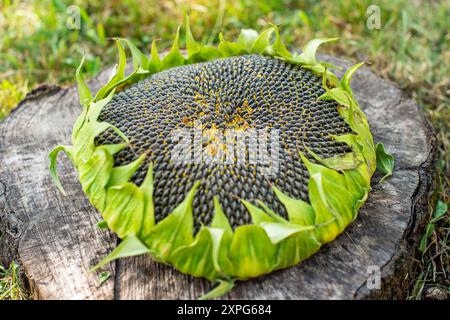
[143,181,200,261]
[270,24,291,58]
[73,113,128,169]
[211,197,233,237]
[93,39,127,101]
[206,227,231,275]
[433,201,448,218]
[48,145,73,195]
[237,29,259,48]
[299,152,347,186]
[254,200,287,223]
[75,55,92,106]
[375,143,395,182]
[94,122,129,143]
[170,227,219,280]
[330,133,360,149]
[218,33,247,56]
[78,148,114,211]
[342,168,369,212]
[97,220,108,229]
[241,199,276,225]
[340,62,364,95]
[308,172,356,243]
[98,271,110,284]
[115,38,127,78]
[88,89,116,122]
[315,153,362,171]
[297,38,338,66]
[419,223,435,252]
[140,163,155,236]
[185,15,200,57]
[162,26,185,69]
[72,111,88,144]
[272,186,315,226]
[198,279,234,300]
[299,151,360,237]
[304,144,362,171]
[229,225,277,279]
[103,182,145,238]
[260,222,314,244]
[185,46,223,64]
[108,153,147,187]
[250,27,274,54]
[119,38,149,73]
[148,40,162,74]
[99,143,127,156]
[210,198,234,275]
[275,228,321,269]
[307,174,340,243]
[91,235,150,271]
[320,87,354,108]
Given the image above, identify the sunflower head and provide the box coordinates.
[49,19,376,299]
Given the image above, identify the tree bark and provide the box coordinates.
[0,56,436,299]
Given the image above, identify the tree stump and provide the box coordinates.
[0,56,436,299]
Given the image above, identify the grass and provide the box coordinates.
[0,261,29,300]
[0,0,448,299]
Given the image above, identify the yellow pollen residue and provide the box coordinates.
[178,93,260,159]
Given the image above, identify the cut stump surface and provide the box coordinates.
[0,56,436,299]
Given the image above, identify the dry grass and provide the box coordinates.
[0,261,29,300]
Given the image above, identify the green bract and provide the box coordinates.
[49,20,380,299]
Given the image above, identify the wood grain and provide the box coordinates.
[0,56,436,299]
